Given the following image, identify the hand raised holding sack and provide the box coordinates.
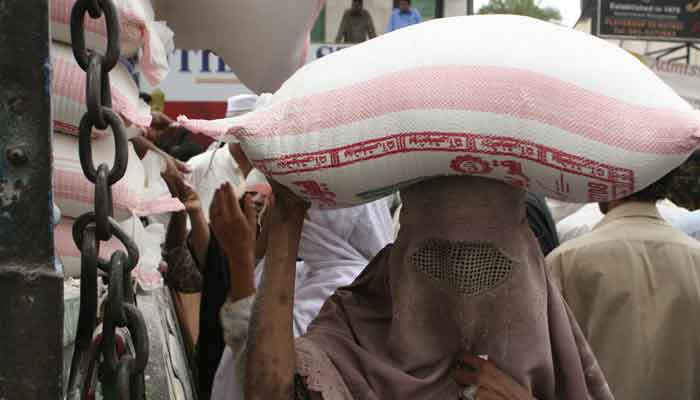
[210,183,256,301]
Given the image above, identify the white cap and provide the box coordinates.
[226,94,259,117]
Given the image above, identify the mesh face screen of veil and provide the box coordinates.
[410,240,515,296]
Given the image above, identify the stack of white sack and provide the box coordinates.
[179,15,700,208]
[53,133,183,289]
[55,215,166,290]
[53,133,183,220]
[50,0,180,287]
[151,0,324,93]
[51,42,152,138]
[51,0,173,85]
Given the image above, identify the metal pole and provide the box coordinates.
[467,0,474,15]
[436,0,445,18]
[0,0,63,398]
[591,0,598,36]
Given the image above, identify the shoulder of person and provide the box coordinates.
[548,226,616,260]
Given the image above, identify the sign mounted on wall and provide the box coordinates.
[598,0,700,42]
[642,55,700,107]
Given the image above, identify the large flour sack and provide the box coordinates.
[151,0,324,93]
[51,0,173,85]
[180,15,700,207]
[52,42,152,138]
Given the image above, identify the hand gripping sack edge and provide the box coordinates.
[179,15,700,207]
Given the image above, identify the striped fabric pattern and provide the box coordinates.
[180,15,700,207]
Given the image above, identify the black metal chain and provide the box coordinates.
[66,1,148,399]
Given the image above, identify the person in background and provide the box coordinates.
[387,0,422,32]
[241,169,272,218]
[163,158,391,400]
[161,166,273,400]
[668,151,700,240]
[556,198,689,243]
[186,94,260,220]
[546,171,700,400]
[187,142,250,220]
[238,169,273,261]
[132,111,204,162]
[667,150,700,211]
[210,187,394,400]
[670,151,700,239]
[555,153,699,244]
[157,93,259,399]
[335,0,377,43]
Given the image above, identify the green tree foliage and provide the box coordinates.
[478,0,562,22]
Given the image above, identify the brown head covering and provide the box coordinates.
[296,176,613,400]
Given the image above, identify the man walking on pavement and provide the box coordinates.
[336,0,377,43]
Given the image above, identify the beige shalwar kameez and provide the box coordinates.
[547,201,700,400]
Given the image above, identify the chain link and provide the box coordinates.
[66,228,99,400]
[77,109,128,185]
[84,0,103,19]
[67,0,149,398]
[70,0,120,72]
[86,55,112,130]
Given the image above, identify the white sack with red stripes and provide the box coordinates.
[52,42,152,138]
[152,0,324,93]
[50,0,173,85]
[53,133,184,219]
[56,216,166,289]
[179,15,700,207]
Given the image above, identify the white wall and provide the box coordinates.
[325,0,467,42]
[445,0,468,17]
